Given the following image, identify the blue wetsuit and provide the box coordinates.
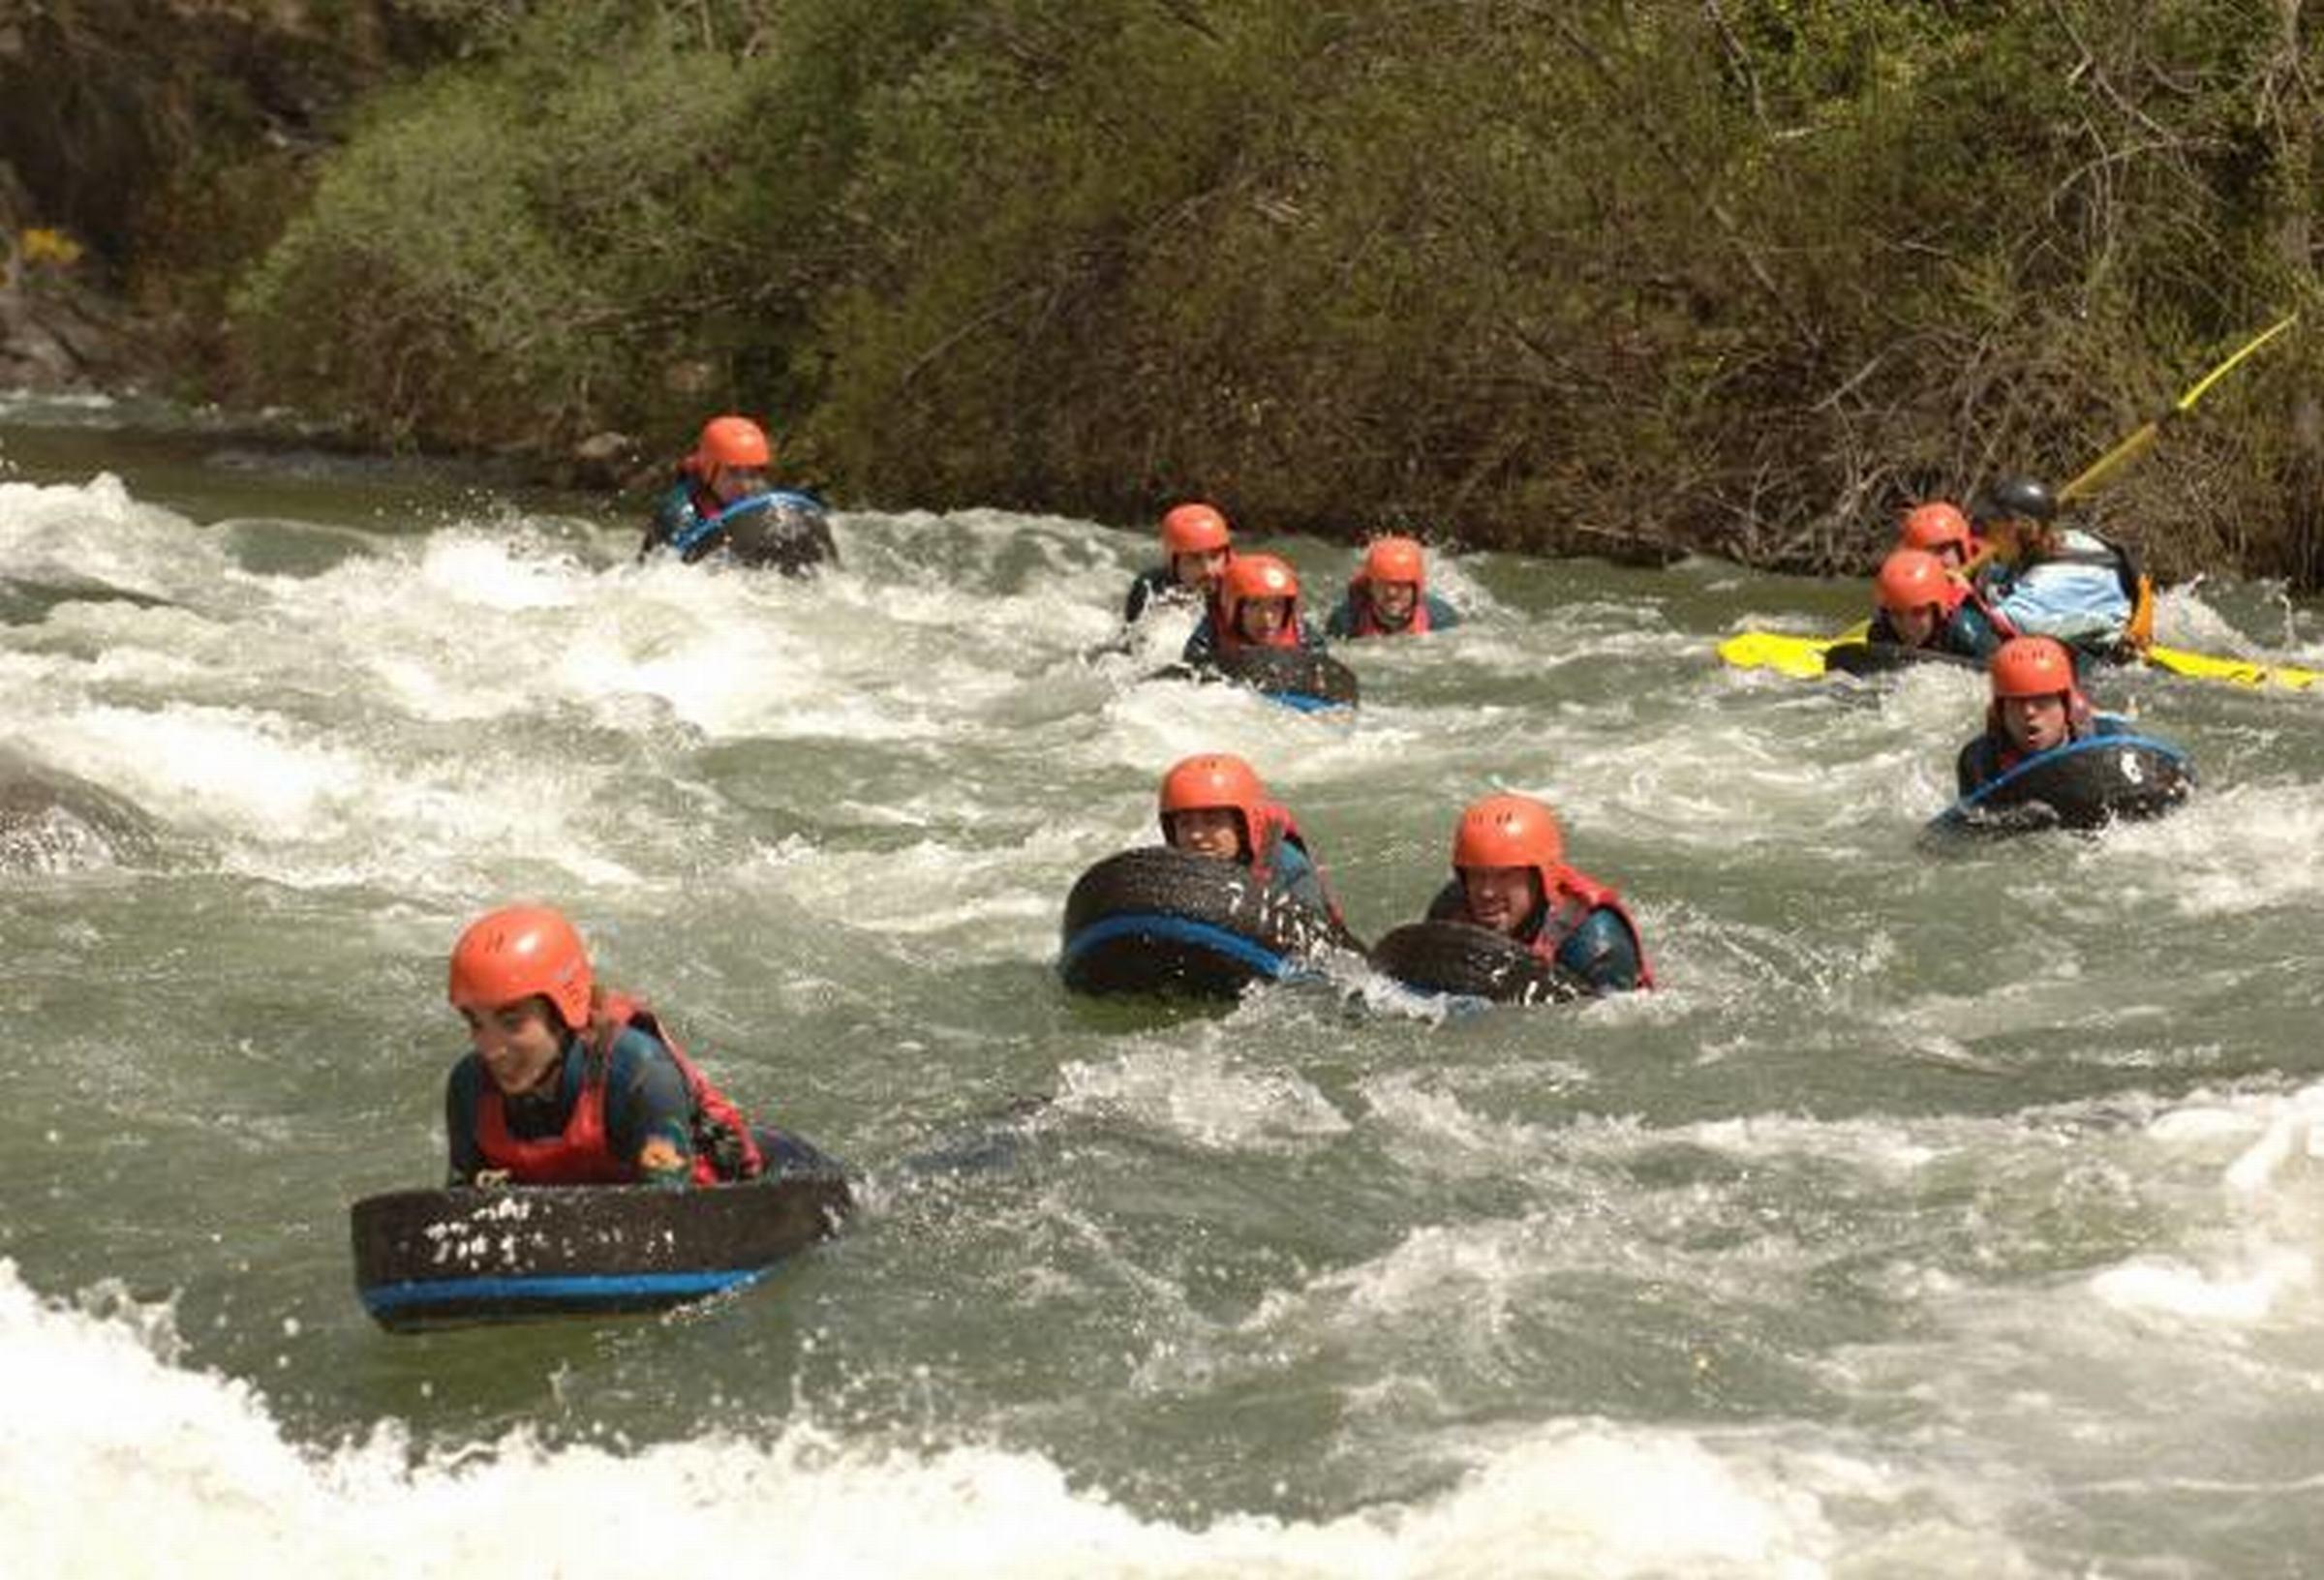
[444,1025,697,1187]
[1269,837,1336,921]
[641,478,718,562]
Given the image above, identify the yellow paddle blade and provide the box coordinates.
[1716,629,1838,679]
[2174,312,2299,412]
[2142,643,2323,692]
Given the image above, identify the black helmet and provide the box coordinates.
[1973,475,2057,526]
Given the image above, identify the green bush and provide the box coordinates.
[222,0,2324,581]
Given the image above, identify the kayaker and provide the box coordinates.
[1866,547,2011,660]
[1955,635,2143,795]
[1158,752,1345,925]
[443,904,827,1188]
[1326,535,1460,639]
[639,413,837,571]
[1896,500,1984,572]
[1182,553,1327,666]
[1972,476,2153,660]
[1420,793,1652,994]
[1124,501,1235,625]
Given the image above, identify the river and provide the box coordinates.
[6,396,2324,1575]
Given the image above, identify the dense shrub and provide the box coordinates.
[218,0,2324,579]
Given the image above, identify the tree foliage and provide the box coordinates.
[216,0,2324,580]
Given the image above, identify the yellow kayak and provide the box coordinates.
[1717,627,2324,691]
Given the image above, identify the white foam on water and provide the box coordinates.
[0,472,217,597]
[1056,1038,1355,1152]
[3,1258,1918,1579]
[2088,1251,2314,1323]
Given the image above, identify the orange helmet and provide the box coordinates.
[1900,501,1972,558]
[1221,553,1301,631]
[1361,535,1426,587]
[1874,548,1950,614]
[1158,753,1267,852]
[692,415,771,471]
[1452,792,1565,898]
[1160,502,1232,557]
[1989,635,2077,700]
[447,905,594,1032]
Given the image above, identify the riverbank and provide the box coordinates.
[8,3,2320,579]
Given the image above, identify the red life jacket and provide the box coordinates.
[1345,578,1432,638]
[1521,866,1656,989]
[472,993,765,1186]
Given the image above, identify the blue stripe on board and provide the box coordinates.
[1951,733,2189,813]
[1059,912,1295,979]
[360,1266,768,1317]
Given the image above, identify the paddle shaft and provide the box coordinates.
[2057,313,2300,504]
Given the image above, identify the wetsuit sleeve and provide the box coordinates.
[1269,840,1338,923]
[1181,617,1218,664]
[1955,737,1993,798]
[1424,593,1460,630]
[443,1057,485,1186]
[1947,602,2004,660]
[603,1031,699,1188]
[1554,907,1642,994]
[1124,569,1166,624]
[640,480,700,560]
[1324,596,1357,639]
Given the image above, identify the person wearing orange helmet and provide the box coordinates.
[1866,546,2011,660]
[1124,501,1237,625]
[1896,501,1984,573]
[1422,793,1651,994]
[442,904,833,1188]
[1954,635,2146,795]
[1157,753,1344,925]
[1181,553,1325,665]
[641,413,837,572]
[1325,535,1460,640]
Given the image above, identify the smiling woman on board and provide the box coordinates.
[443,905,833,1188]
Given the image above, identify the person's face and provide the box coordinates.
[708,462,768,504]
[1460,865,1542,936]
[460,997,566,1096]
[1173,548,1229,589]
[1929,540,1967,571]
[2001,692,2069,754]
[1237,596,1290,641]
[1167,806,1246,862]
[1891,602,1941,648]
[1371,580,1420,623]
